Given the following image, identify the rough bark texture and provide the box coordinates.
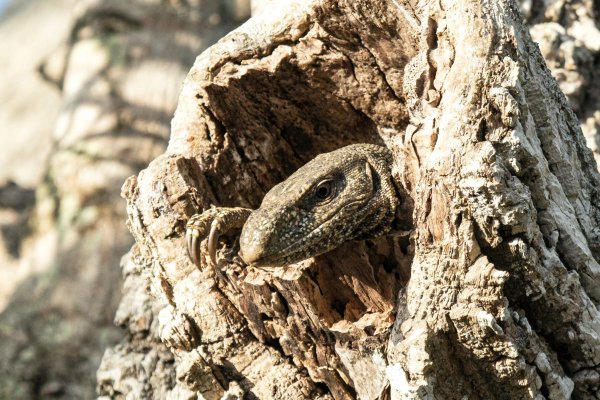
[94,1,248,398]
[0,1,244,399]
[521,0,600,168]
[118,0,600,399]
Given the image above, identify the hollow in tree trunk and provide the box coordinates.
[120,1,600,398]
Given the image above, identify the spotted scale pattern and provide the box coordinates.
[186,143,398,268]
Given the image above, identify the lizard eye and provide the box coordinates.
[315,180,334,201]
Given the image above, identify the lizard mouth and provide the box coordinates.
[243,197,370,267]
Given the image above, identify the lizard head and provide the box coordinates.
[239,144,396,267]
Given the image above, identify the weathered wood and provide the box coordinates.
[123,0,600,399]
[522,0,600,169]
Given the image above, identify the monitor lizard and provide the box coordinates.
[186,143,400,268]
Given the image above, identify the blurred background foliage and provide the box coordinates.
[0,0,249,398]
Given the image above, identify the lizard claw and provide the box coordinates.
[185,207,252,268]
[186,228,200,265]
[186,213,208,267]
[208,219,221,265]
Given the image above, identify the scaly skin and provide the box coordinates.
[186,143,398,268]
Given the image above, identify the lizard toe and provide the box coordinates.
[184,207,252,267]
[186,226,202,266]
[207,219,221,266]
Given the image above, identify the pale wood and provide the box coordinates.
[123,1,600,399]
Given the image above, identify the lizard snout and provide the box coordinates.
[239,222,269,266]
[238,243,262,265]
[238,205,298,267]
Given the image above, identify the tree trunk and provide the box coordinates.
[121,0,600,399]
[522,0,600,169]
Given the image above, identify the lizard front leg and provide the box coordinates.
[186,207,252,267]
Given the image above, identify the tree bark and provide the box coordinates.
[522,0,600,169]
[121,0,600,399]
